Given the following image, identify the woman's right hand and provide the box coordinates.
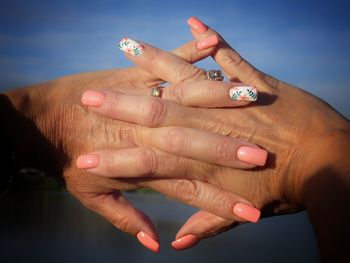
[81,18,350,255]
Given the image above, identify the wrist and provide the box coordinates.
[299,129,350,260]
[1,85,67,177]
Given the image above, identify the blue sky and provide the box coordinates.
[0,0,349,116]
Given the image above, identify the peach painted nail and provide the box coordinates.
[76,154,99,169]
[136,231,160,253]
[233,203,261,223]
[187,16,208,34]
[172,234,199,250]
[197,35,219,50]
[82,90,105,107]
[237,146,268,166]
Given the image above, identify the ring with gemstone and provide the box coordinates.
[207,70,224,81]
[151,86,163,98]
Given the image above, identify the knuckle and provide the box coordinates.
[135,149,157,175]
[220,49,244,67]
[142,98,166,127]
[107,92,123,113]
[165,128,185,153]
[148,48,162,65]
[173,180,199,204]
[213,193,233,212]
[102,150,116,175]
[117,125,136,146]
[168,83,185,104]
[113,216,132,234]
[214,138,236,162]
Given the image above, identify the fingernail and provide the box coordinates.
[136,231,160,253]
[229,86,258,101]
[233,202,261,223]
[196,35,219,50]
[172,234,199,250]
[76,154,99,169]
[82,90,105,107]
[187,16,208,34]
[119,37,144,56]
[237,146,267,166]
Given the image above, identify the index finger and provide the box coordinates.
[118,37,211,83]
[187,17,273,90]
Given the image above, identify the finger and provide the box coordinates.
[162,80,258,107]
[140,179,261,223]
[171,37,218,65]
[76,140,265,181]
[76,147,196,178]
[172,210,236,250]
[187,17,272,90]
[118,37,211,83]
[81,89,205,128]
[123,38,220,89]
[82,191,160,253]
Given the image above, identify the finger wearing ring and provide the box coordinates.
[207,70,224,81]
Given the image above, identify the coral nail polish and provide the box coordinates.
[136,231,160,253]
[237,146,268,166]
[187,16,208,34]
[76,154,99,169]
[197,35,219,50]
[233,203,261,223]
[119,37,144,56]
[172,234,199,250]
[81,91,105,107]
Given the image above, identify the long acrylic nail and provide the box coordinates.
[119,37,144,56]
[76,154,99,169]
[237,146,267,166]
[197,35,219,50]
[136,231,160,253]
[233,202,261,223]
[171,234,199,250]
[187,16,208,34]
[82,90,105,107]
[229,86,258,101]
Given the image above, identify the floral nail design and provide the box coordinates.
[118,37,144,56]
[229,86,258,101]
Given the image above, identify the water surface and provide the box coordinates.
[0,191,319,263]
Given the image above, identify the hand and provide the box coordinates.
[1,38,265,253]
[82,18,350,255]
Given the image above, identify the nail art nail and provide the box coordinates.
[136,231,160,253]
[76,154,99,169]
[187,16,208,34]
[81,90,105,107]
[233,202,261,223]
[229,86,258,101]
[197,35,219,50]
[172,234,199,250]
[237,146,268,166]
[119,37,144,56]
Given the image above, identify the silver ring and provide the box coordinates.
[151,86,163,98]
[207,70,224,81]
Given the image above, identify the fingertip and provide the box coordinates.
[136,231,160,253]
[171,234,200,250]
[196,35,219,50]
[81,90,105,107]
[187,16,208,34]
[76,154,99,169]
